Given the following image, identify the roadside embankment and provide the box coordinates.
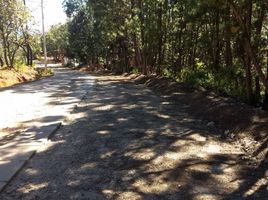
[129,74,268,162]
[0,67,53,88]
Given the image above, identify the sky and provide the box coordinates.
[26,0,67,32]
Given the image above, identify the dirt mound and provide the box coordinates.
[131,74,268,161]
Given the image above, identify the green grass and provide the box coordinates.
[36,68,54,79]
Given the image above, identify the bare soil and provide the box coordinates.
[0,68,38,88]
[0,67,53,88]
[0,74,267,200]
[129,74,268,162]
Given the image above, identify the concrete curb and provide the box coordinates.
[0,151,36,193]
[47,123,62,140]
[0,73,94,194]
[0,92,88,193]
[0,122,63,193]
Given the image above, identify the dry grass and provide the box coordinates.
[0,67,37,88]
[0,67,53,88]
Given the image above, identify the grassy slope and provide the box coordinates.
[0,67,53,88]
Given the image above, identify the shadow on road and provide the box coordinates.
[1,78,267,200]
[0,68,94,135]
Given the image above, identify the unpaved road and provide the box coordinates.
[0,67,94,137]
[0,75,267,200]
[0,67,94,192]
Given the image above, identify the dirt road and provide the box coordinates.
[0,75,266,200]
[0,67,94,133]
[0,67,94,192]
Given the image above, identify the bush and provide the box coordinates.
[36,68,54,78]
[176,59,246,99]
[14,60,29,72]
[131,67,140,74]
[180,60,210,86]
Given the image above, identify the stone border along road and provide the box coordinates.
[0,67,95,192]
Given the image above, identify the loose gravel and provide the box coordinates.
[1,75,266,200]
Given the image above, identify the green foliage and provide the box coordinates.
[46,23,69,61]
[36,68,54,79]
[180,68,208,86]
[180,60,208,85]
[14,60,29,72]
[162,68,173,78]
[30,32,42,59]
[62,0,268,104]
[179,66,246,99]
[0,0,31,68]
[131,68,140,75]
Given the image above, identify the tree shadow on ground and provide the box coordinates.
[1,78,267,200]
[0,68,94,142]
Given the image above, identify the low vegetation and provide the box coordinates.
[0,66,54,88]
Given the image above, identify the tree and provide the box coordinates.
[46,23,69,62]
[0,0,30,68]
[63,0,268,105]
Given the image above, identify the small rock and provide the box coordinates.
[211,165,223,174]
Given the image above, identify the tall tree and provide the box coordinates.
[63,0,268,105]
[0,0,30,68]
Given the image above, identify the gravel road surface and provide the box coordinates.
[1,75,266,200]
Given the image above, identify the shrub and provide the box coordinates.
[36,68,54,78]
[131,67,140,74]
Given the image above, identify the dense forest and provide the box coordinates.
[0,0,267,106]
[61,0,268,106]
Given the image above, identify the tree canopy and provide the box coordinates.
[61,0,267,105]
[0,0,31,68]
[46,23,69,61]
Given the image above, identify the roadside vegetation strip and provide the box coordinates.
[0,67,54,89]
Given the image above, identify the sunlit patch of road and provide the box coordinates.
[0,67,94,138]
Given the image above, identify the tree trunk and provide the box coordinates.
[255,76,261,103]
[157,2,163,75]
[224,5,233,68]
[253,3,266,103]
[122,38,129,73]
[244,37,268,93]
[214,5,220,70]
[1,31,10,68]
[138,0,146,74]
[133,34,142,70]
[0,56,3,67]
[26,44,33,66]
[243,45,253,103]
[263,51,268,109]
[191,26,199,69]
[228,0,268,93]
[244,0,254,103]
